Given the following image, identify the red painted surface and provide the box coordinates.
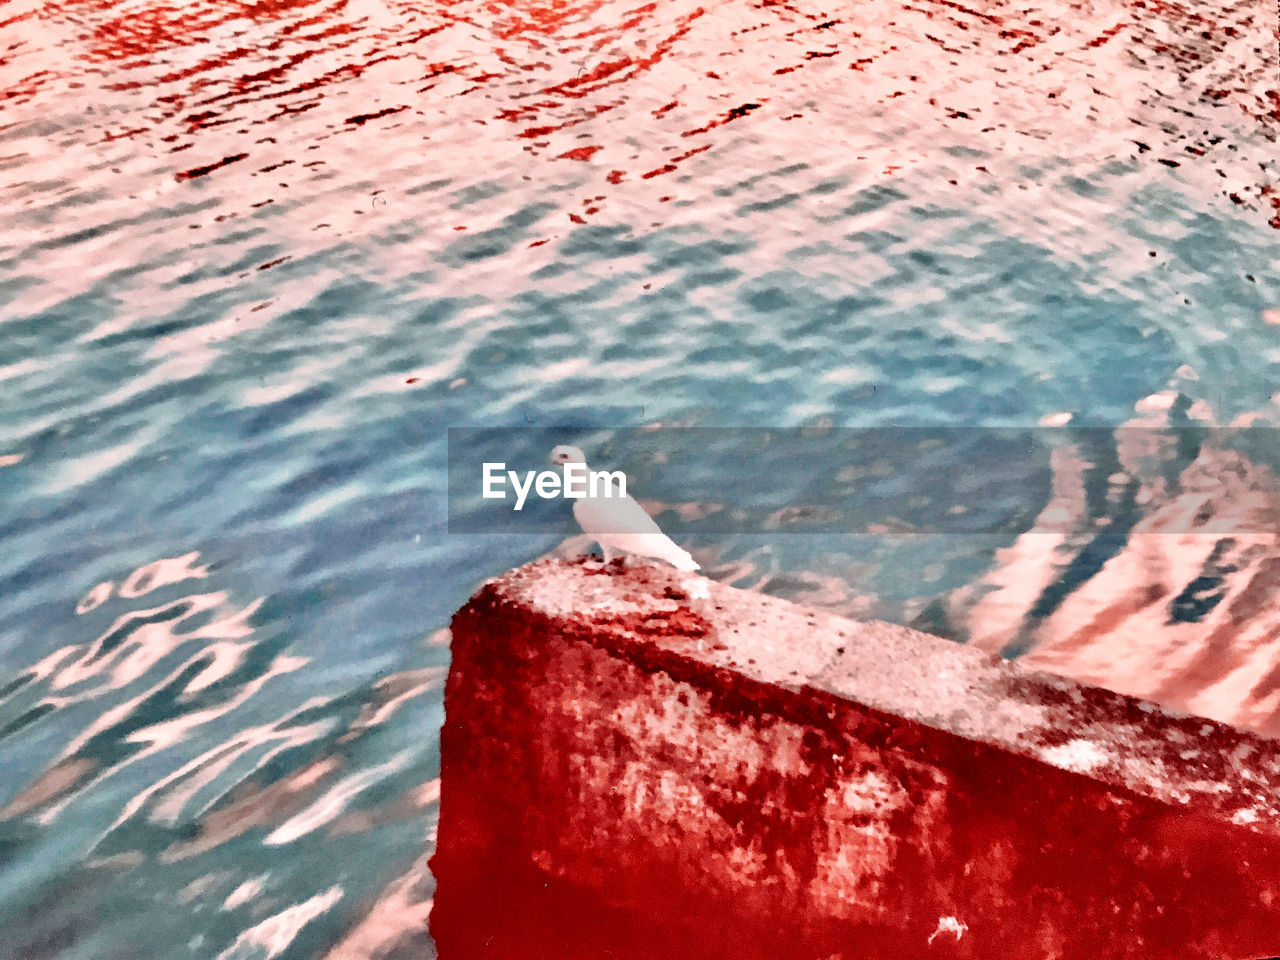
[432,558,1280,960]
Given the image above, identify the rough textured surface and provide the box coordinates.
[430,557,1280,959]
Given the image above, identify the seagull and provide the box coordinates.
[549,444,700,572]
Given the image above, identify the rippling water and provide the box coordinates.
[1,0,1278,955]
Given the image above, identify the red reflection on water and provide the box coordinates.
[175,151,249,180]
[1,0,1271,219]
[942,406,1280,739]
[490,0,619,40]
[77,0,325,62]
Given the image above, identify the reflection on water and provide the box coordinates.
[1,0,1278,955]
[0,552,443,959]
[937,396,1280,735]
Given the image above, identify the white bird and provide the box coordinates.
[549,444,699,571]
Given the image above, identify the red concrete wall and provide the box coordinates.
[430,558,1280,960]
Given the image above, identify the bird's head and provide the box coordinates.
[549,444,587,467]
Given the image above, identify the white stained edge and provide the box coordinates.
[927,916,969,944]
[1039,738,1110,775]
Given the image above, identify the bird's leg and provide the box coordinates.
[600,542,614,564]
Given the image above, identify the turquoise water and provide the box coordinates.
[1,0,1278,956]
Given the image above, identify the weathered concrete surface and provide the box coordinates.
[430,557,1280,959]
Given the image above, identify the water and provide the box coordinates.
[1,0,1278,956]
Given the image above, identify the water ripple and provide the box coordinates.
[0,0,1277,954]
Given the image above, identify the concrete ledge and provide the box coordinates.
[430,558,1280,959]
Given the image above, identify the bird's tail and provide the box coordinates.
[671,549,700,572]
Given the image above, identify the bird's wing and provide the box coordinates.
[574,495,698,569]
[573,493,664,537]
